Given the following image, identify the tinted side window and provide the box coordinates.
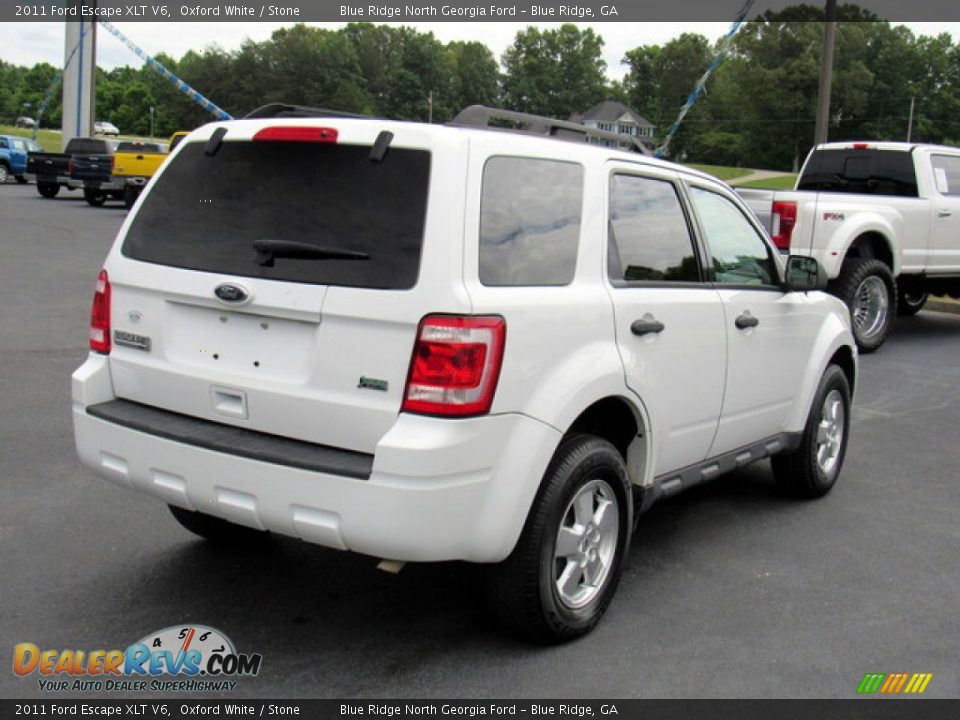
[480,157,583,286]
[690,187,778,287]
[931,155,960,197]
[608,174,700,283]
[798,149,918,197]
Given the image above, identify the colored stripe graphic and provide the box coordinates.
[858,672,933,694]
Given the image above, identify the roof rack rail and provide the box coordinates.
[449,105,653,156]
[243,103,375,120]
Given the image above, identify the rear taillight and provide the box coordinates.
[402,315,506,417]
[89,269,111,354]
[67,159,73,174]
[771,201,798,251]
[253,126,338,143]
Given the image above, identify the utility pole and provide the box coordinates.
[428,91,433,124]
[150,106,155,139]
[814,0,837,145]
[906,97,915,142]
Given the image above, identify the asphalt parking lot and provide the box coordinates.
[2,182,959,699]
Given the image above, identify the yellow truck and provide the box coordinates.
[112,134,188,208]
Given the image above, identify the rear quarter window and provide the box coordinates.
[479,156,584,286]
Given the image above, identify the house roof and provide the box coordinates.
[572,100,654,128]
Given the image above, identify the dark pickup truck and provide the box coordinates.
[69,138,122,206]
[26,137,114,198]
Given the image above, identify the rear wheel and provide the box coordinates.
[897,287,928,316]
[123,185,139,209]
[829,258,895,353]
[168,505,270,547]
[772,364,851,499]
[15,175,27,184]
[37,182,59,198]
[84,188,107,206]
[487,435,631,643]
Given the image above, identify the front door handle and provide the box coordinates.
[938,209,952,218]
[631,319,665,336]
[735,313,759,330]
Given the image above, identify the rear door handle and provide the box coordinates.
[938,209,952,218]
[631,319,665,336]
[735,313,759,330]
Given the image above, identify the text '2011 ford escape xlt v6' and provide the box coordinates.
[72,105,857,643]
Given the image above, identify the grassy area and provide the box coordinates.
[735,174,798,190]
[686,164,753,182]
[0,125,65,151]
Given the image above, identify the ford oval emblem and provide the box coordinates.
[214,283,248,303]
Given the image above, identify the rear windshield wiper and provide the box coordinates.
[253,239,370,267]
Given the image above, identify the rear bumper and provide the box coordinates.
[79,177,125,192]
[72,355,560,563]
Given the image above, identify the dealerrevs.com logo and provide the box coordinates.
[13,625,262,693]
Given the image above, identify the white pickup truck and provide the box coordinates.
[739,141,960,351]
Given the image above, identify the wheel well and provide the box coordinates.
[829,346,856,394]
[847,232,893,270]
[566,397,641,462]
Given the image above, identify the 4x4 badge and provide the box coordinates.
[214,283,248,303]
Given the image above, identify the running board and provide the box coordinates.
[637,433,802,513]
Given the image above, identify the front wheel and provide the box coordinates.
[829,258,896,353]
[772,364,851,499]
[0,164,9,184]
[487,435,631,643]
[84,188,107,206]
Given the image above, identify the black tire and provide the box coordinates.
[487,434,632,644]
[15,175,27,184]
[897,287,928,316]
[0,164,9,184]
[123,185,139,209]
[37,182,59,198]
[168,505,270,547]
[84,188,107,206]
[771,364,851,499]
[829,258,896,353]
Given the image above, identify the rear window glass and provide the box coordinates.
[798,149,918,197]
[122,140,431,290]
[66,138,115,154]
[117,142,164,153]
[479,156,583,286]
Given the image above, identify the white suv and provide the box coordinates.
[72,105,857,642]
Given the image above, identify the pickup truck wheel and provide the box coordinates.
[168,505,270,547]
[15,175,27,184]
[0,164,8,184]
[37,182,59,198]
[487,434,631,644]
[830,258,895,353]
[123,186,138,209]
[771,365,851,499]
[897,288,928,316]
[84,189,107,207]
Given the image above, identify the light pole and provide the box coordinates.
[150,106,155,139]
[814,0,837,145]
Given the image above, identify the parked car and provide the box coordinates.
[94,120,119,136]
[72,104,857,642]
[738,141,960,351]
[113,140,169,208]
[69,138,122,205]
[15,116,36,129]
[0,134,30,184]
[25,136,102,197]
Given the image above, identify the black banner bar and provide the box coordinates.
[2,700,960,720]
[4,0,960,23]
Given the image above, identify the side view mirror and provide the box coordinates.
[785,255,828,292]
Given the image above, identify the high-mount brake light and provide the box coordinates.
[252,127,338,143]
[771,201,798,250]
[402,315,506,417]
[852,143,870,150]
[89,269,111,354]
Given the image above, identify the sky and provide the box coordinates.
[1,20,958,82]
